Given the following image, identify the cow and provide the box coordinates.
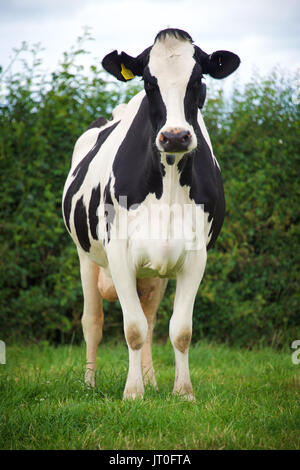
[62,28,240,400]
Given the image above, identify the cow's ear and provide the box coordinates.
[202,50,240,79]
[102,50,145,82]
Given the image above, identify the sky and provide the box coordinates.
[0,0,299,93]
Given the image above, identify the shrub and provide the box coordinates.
[0,34,299,347]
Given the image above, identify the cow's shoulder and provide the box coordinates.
[71,127,102,168]
[86,103,127,131]
[86,116,108,130]
[72,102,129,168]
[71,117,120,168]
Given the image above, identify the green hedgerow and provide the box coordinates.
[0,33,299,347]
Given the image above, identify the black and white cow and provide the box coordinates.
[62,29,240,400]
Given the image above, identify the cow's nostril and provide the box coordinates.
[181,132,191,143]
[159,133,169,145]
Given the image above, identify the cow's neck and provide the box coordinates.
[112,96,164,209]
[176,133,219,218]
[160,153,190,206]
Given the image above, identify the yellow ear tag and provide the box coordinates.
[120,63,135,80]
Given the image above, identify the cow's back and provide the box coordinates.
[62,91,146,265]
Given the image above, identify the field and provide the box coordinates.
[0,340,299,450]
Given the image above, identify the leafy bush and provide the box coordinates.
[0,34,299,347]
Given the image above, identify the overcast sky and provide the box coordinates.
[0,0,299,92]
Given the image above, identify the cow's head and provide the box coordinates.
[102,28,240,156]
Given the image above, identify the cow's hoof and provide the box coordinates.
[123,394,144,401]
[142,370,158,389]
[123,391,144,400]
[123,384,144,400]
[84,369,95,388]
[173,383,195,401]
[173,391,196,401]
[184,393,196,402]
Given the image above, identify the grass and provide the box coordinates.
[0,339,299,450]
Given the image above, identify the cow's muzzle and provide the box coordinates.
[158,128,192,153]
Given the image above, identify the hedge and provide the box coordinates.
[0,35,299,347]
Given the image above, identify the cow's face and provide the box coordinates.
[102,29,240,157]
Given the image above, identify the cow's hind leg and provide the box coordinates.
[138,278,168,388]
[78,248,104,387]
[169,247,207,400]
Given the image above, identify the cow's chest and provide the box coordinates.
[122,164,209,279]
[128,208,208,278]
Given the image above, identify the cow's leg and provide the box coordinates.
[107,244,148,399]
[169,247,207,400]
[139,278,168,387]
[78,248,104,388]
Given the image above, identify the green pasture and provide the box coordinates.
[1,341,299,450]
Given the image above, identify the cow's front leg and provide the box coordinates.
[169,247,207,400]
[107,243,148,399]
